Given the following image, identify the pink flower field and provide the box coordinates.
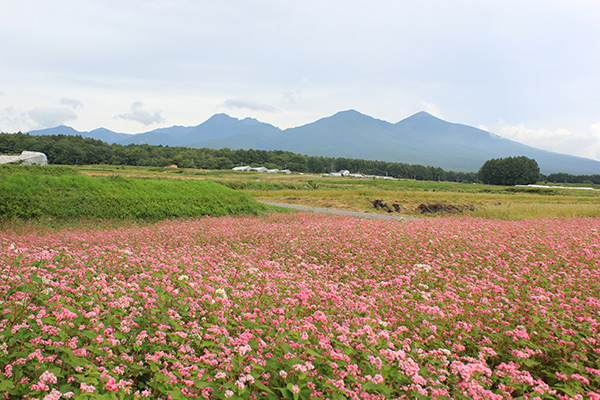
[1,214,599,399]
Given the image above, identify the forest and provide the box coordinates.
[1,132,599,184]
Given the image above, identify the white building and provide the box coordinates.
[232,166,251,171]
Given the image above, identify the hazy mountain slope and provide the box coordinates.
[29,125,81,136]
[86,128,130,144]
[24,110,600,174]
[29,126,129,144]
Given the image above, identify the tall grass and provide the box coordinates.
[471,202,600,220]
[0,172,267,221]
[68,166,600,220]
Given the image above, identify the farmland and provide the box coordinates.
[1,213,600,399]
[76,165,600,220]
[1,165,600,399]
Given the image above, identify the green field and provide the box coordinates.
[75,165,600,220]
[2,164,599,224]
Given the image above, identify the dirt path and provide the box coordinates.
[259,201,419,222]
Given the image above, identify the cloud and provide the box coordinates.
[115,101,165,125]
[1,101,80,131]
[0,107,30,132]
[420,101,443,118]
[220,98,279,112]
[59,97,83,109]
[489,119,600,161]
[282,90,299,104]
[27,107,77,128]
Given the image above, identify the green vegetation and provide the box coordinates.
[0,166,267,222]
[4,132,600,184]
[0,132,476,181]
[76,165,600,220]
[478,156,540,185]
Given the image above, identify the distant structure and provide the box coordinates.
[0,151,48,166]
[250,167,268,173]
[232,166,291,174]
[328,170,350,177]
[325,170,396,180]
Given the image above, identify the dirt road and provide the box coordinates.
[259,201,418,222]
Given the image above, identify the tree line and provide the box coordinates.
[1,132,598,184]
[0,133,477,182]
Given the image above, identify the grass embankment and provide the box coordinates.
[0,166,268,223]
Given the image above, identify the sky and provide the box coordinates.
[2,0,600,161]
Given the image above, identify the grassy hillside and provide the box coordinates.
[0,166,268,221]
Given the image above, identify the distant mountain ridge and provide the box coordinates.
[27,110,600,175]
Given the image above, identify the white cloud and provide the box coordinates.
[28,107,77,128]
[0,107,30,132]
[115,101,165,126]
[1,101,80,131]
[420,101,443,118]
[59,97,83,109]
[220,98,279,113]
[282,89,299,104]
[489,119,600,161]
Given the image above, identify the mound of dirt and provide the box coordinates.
[417,202,475,214]
[371,198,475,215]
[371,198,402,213]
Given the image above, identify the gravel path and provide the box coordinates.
[259,201,418,222]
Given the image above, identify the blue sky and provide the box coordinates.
[2,0,600,161]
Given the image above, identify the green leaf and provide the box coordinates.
[5,283,33,299]
[275,387,293,399]
[67,355,89,367]
[59,384,74,393]
[524,359,540,367]
[0,380,13,391]
[254,381,275,394]
[193,380,214,389]
[304,348,324,359]
[167,390,185,400]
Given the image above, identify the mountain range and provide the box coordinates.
[28,110,600,175]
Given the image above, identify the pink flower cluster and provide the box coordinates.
[1,214,599,399]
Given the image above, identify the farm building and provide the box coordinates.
[232,166,251,171]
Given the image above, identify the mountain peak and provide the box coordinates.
[207,113,236,122]
[90,127,116,134]
[406,111,443,121]
[332,109,367,118]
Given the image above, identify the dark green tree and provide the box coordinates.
[478,156,540,186]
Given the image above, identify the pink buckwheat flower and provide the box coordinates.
[40,370,58,385]
[80,382,96,393]
[42,389,62,400]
